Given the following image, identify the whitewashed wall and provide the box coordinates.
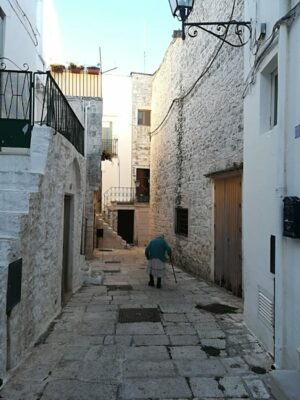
[243,0,300,369]
[0,0,43,70]
[101,74,132,197]
[150,0,244,279]
[0,126,86,382]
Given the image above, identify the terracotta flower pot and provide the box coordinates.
[87,66,100,75]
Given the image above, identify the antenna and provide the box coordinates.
[143,24,147,73]
[99,46,102,72]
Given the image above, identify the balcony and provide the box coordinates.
[0,69,84,155]
[102,186,150,217]
[50,65,102,98]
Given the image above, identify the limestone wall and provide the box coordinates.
[0,126,86,381]
[131,73,152,185]
[150,0,244,279]
[66,97,103,259]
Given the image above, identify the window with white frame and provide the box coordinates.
[260,55,278,133]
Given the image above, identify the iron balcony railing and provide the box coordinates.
[0,70,33,148]
[0,69,84,155]
[39,72,84,155]
[102,186,150,215]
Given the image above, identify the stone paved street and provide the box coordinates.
[0,248,275,400]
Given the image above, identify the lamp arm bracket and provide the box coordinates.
[183,20,252,47]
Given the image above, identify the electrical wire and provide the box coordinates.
[6,0,39,46]
[242,3,300,98]
[150,0,237,137]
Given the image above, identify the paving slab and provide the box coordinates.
[0,247,274,400]
[116,322,164,335]
[120,377,192,399]
[169,334,200,345]
[219,376,249,398]
[41,380,118,400]
[133,334,170,346]
[190,377,225,397]
[169,345,207,360]
[123,360,176,378]
[125,345,169,360]
[175,358,227,377]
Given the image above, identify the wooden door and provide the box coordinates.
[136,168,150,202]
[214,174,242,297]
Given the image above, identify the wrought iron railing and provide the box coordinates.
[102,138,118,159]
[102,186,150,216]
[0,69,85,155]
[0,70,33,148]
[102,186,134,215]
[39,72,84,155]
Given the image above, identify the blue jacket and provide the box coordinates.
[145,237,172,262]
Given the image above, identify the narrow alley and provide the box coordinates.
[1,248,274,400]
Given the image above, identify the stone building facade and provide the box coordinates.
[0,125,87,383]
[0,1,102,384]
[131,72,152,185]
[150,0,244,284]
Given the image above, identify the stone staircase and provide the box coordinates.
[0,128,51,269]
[95,214,127,250]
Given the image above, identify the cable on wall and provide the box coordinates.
[243,2,300,98]
[150,0,237,137]
[6,0,39,46]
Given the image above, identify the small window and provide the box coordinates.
[175,208,188,236]
[260,55,278,133]
[137,109,151,126]
[271,69,278,127]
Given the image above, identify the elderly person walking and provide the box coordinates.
[145,233,172,288]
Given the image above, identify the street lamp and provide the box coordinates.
[168,0,251,46]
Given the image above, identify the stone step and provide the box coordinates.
[0,236,21,265]
[0,125,51,173]
[268,370,300,400]
[0,211,26,237]
[0,190,30,212]
[0,171,42,191]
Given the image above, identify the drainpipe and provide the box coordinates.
[84,101,90,157]
[274,0,289,369]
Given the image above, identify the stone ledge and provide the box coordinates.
[268,370,300,400]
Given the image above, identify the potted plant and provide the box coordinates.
[87,66,100,75]
[101,149,112,161]
[50,64,65,73]
[68,63,84,74]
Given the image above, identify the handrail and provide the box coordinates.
[0,69,85,154]
[38,72,85,155]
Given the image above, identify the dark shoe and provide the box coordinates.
[148,274,154,286]
[156,278,161,289]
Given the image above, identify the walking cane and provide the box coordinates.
[170,256,178,284]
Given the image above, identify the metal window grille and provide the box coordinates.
[137,109,151,126]
[175,208,188,236]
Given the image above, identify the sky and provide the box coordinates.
[51,0,179,75]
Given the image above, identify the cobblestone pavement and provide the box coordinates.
[0,247,275,400]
